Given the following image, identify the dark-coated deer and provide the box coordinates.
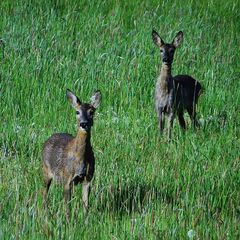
[152,30,202,139]
[42,89,101,219]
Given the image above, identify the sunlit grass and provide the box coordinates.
[0,0,239,239]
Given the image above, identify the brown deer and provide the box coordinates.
[42,89,101,218]
[152,30,202,139]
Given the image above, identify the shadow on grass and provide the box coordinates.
[93,183,175,215]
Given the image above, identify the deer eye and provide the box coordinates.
[76,111,80,115]
[160,49,163,53]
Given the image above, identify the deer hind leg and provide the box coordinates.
[178,110,186,130]
[43,177,52,208]
[82,181,91,218]
[42,162,52,208]
[187,106,199,129]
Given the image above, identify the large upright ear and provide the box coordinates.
[90,90,101,109]
[172,31,183,48]
[66,89,81,109]
[152,30,164,47]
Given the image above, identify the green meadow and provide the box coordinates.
[0,0,239,239]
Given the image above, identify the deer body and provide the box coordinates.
[43,131,94,185]
[42,89,101,218]
[152,30,202,138]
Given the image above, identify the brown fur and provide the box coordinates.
[42,89,101,219]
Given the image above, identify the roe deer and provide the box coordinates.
[152,30,202,139]
[42,89,101,218]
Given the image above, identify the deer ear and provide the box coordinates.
[172,31,183,48]
[152,30,164,47]
[66,89,81,109]
[90,90,101,109]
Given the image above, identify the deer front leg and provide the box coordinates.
[157,107,165,133]
[82,181,91,217]
[168,112,174,140]
[64,181,73,220]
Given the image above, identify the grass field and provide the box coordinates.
[0,0,239,239]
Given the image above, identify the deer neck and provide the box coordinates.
[158,64,172,91]
[74,130,91,152]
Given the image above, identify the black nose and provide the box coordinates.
[163,57,169,62]
[80,122,88,129]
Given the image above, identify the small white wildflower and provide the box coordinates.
[136,167,143,173]
[187,229,196,239]
[14,125,22,133]
[112,116,119,123]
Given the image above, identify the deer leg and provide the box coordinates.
[187,106,199,129]
[82,181,91,217]
[157,107,165,133]
[168,112,174,140]
[64,181,73,220]
[43,177,52,208]
[178,111,186,130]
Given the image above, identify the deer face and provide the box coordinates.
[152,30,183,65]
[159,44,176,65]
[75,104,95,131]
[67,89,101,132]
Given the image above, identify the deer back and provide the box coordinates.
[173,75,202,110]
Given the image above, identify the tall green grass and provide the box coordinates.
[0,0,239,239]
